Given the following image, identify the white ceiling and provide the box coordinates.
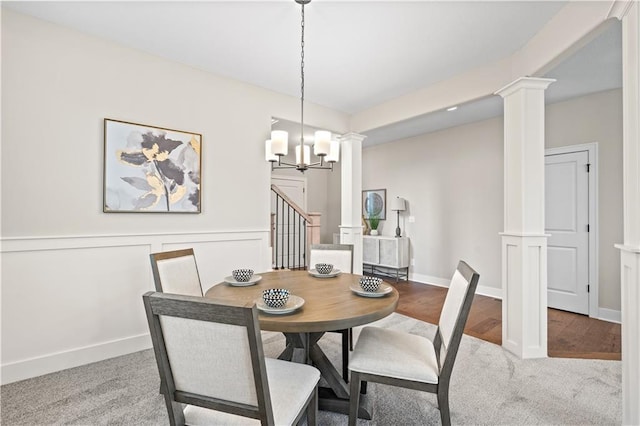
[4,1,622,146]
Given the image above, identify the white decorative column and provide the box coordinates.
[339,132,366,275]
[613,2,640,424]
[495,77,555,359]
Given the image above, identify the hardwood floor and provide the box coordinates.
[393,280,621,360]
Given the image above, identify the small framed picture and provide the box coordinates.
[362,189,386,220]
[103,118,202,213]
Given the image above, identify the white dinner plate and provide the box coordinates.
[256,295,305,315]
[349,282,393,298]
[308,268,341,278]
[224,275,262,287]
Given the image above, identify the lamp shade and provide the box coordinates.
[313,130,331,156]
[270,130,288,156]
[326,139,340,163]
[265,140,278,162]
[390,197,406,211]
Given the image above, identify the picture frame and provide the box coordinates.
[103,118,202,213]
[362,189,386,220]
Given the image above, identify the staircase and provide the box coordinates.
[270,184,320,270]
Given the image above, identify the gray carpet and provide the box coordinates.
[1,313,621,425]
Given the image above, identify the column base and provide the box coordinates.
[616,244,640,425]
[501,234,548,359]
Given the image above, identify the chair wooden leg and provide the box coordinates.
[437,385,451,426]
[349,328,354,351]
[306,387,318,426]
[342,331,349,382]
[348,372,361,426]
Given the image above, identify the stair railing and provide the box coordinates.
[271,184,311,270]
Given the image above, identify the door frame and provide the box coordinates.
[545,142,598,318]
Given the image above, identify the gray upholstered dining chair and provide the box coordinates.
[149,248,203,296]
[143,291,320,426]
[348,260,479,426]
[309,243,354,381]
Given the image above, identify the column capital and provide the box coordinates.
[339,132,367,144]
[607,0,635,20]
[495,77,556,98]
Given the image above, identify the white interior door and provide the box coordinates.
[545,150,590,315]
[271,176,307,268]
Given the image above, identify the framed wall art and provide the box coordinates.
[103,118,202,213]
[362,188,386,220]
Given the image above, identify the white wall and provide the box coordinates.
[0,9,348,384]
[363,88,623,311]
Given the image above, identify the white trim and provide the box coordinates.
[408,272,450,288]
[616,243,640,253]
[1,230,272,385]
[408,271,619,323]
[1,334,152,385]
[597,308,622,324]
[408,272,503,299]
[1,229,270,253]
[545,142,599,319]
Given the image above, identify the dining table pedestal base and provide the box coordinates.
[279,332,373,420]
[318,387,372,420]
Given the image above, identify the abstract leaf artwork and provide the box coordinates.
[104,119,202,213]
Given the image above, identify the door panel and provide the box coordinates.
[545,151,589,315]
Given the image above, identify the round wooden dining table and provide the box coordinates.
[205,269,399,419]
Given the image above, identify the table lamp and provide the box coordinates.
[390,197,407,237]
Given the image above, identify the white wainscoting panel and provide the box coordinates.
[1,230,270,384]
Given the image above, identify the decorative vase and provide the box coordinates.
[370,229,379,236]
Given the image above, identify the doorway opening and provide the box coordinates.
[545,143,598,317]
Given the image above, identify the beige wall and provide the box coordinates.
[0,9,350,382]
[363,118,504,290]
[363,88,623,311]
[1,9,349,239]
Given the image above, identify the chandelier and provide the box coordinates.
[265,0,339,172]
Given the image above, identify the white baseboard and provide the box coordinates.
[1,334,152,385]
[408,272,503,299]
[408,272,450,287]
[409,272,621,323]
[597,308,622,324]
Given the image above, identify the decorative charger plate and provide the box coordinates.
[308,268,341,278]
[349,282,393,298]
[223,275,262,287]
[256,295,305,315]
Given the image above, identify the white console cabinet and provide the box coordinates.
[363,236,409,282]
